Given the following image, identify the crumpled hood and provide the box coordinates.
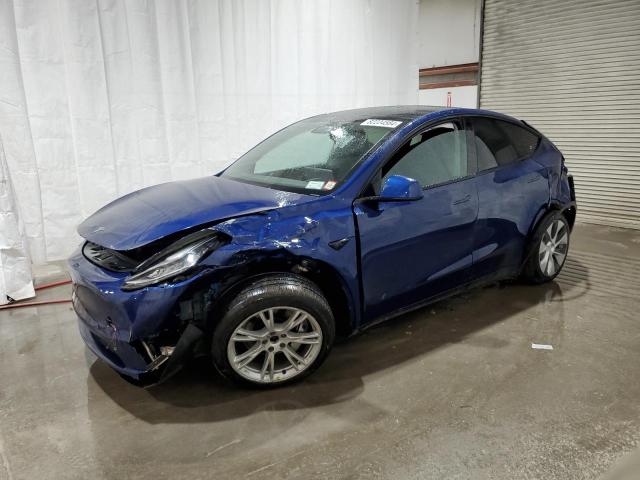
[78,176,312,250]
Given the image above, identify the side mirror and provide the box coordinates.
[380,175,423,201]
[358,175,423,204]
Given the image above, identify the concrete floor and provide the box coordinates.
[1,223,640,480]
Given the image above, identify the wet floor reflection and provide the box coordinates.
[558,249,640,300]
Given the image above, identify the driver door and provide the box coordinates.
[354,120,479,322]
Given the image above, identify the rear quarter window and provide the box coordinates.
[471,117,541,171]
[497,121,540,159]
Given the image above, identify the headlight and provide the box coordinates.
[122,230,225,290]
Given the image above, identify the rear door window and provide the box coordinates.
[471,118,540,171]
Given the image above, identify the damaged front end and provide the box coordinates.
[124,323,205,386]
[70,178,360,386]
[69,227,233,386]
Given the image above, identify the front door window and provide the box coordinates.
[383,121,469,188]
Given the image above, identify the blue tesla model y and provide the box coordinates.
[69,106,576,387]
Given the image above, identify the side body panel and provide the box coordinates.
[208,196,361,327]
[470,134,555,281]
[354,179,478,322]
[535,138,574,209]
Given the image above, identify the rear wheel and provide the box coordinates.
[211,275,335,387]
[523,212,570,283]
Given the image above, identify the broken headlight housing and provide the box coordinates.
[122,230,226,290]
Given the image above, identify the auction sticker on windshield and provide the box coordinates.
[360,119,403,128]
[306,180,325,190]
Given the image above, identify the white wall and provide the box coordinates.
[0,0,419,263]
[417,0,481,107]
[418,0,482,67]
[418,85,478,108]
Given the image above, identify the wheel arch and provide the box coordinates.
[528,201,576,238]
[521,201,575,271]
[209,252,357,338]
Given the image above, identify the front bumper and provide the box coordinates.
[68,247,203,383]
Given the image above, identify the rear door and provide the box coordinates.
[469,117,549,280]
[354,119,479,322]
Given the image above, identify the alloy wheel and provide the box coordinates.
[538,219,568,277]
[226,307,323,384]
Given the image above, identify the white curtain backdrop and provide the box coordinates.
[0,137,35,303]
[0,0,418,266]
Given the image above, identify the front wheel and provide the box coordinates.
[522,212,570,283]
[211,275,335,388]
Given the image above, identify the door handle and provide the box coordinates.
[452,194,471,205]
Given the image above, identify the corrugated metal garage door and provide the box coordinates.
[480,0,640,228]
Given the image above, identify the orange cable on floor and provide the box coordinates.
[1,278,73,310]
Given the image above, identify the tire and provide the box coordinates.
[522,211,571,284]
[211,274,335,388]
